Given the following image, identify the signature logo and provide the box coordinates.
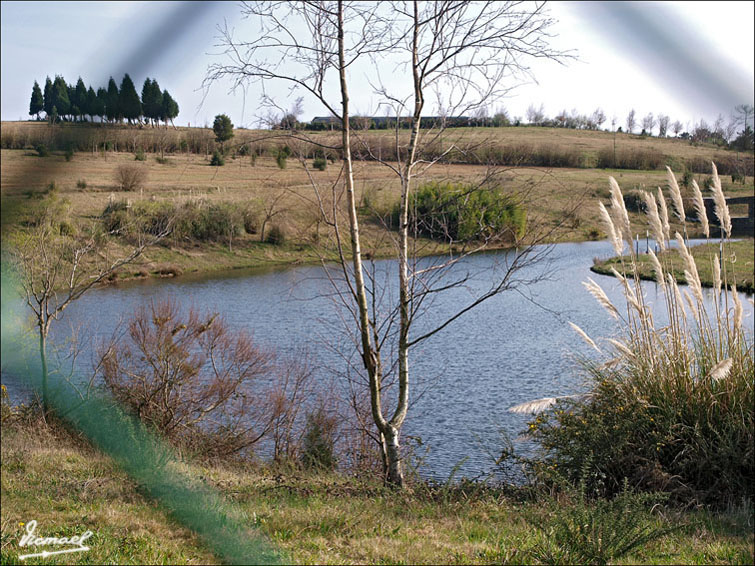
[18,520,93,561]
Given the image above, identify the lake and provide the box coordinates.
[3,240,752,480]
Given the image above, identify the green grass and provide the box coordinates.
[591,239,754,293]
[2,414,752,565]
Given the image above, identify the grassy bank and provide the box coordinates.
[2,146,752,284]
[591,239,754,294]
[2,413,753,565]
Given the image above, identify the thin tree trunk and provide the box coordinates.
[336,0,396,484]
[39,329,49,414]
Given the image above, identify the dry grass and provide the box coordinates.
[2,128,753,281]
[2,412,752,564]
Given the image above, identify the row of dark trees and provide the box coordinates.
[29,74,179,127]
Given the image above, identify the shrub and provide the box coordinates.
[238,143,250,156]
[394,181,526,243]
[300,406,338,470]
[249,153,257,167]
[210,149,225,166]
[276,151,287,169]
[265,223,286,245]
[98,300,274,458]
[76,179,87,189]
[527,478,677,565]
[312,157,327,171]
[525,164,754,506]
[115,164,148,192]
[35,143,49,157]
[134,149,146,161]
[155,156,171,165]
[64,146,74,162]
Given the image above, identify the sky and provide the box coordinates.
[1,1,753,132]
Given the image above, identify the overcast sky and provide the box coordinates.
[1,1,753,131]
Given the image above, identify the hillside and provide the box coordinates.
[1,122,752,281]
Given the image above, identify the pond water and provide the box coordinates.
[3,240,752,480]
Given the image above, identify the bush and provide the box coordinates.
[276,151,287,169]
[312,157,327,171]
[526,164,754,506]
[265,223,286,245]
[300,406,338,470]
[394,181,526,243]
[238,143,250,156]
[64,146,74,162]
[98,300,273,457]
[134,149,146,161]
[76,179,87,189]
[210,149,225,166]
[115,164,148,192]
[35,143,49,157]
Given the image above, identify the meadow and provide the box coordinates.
[2,121,752,281]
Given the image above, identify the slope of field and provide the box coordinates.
[1,122,752,281]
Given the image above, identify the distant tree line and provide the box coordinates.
[275,100,754,151]
[29,74,179,127]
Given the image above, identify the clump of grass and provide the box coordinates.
[527,476,678,565]
[521,162,754,506]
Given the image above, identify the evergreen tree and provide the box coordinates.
[29,81,44,119]
[85,86,97,121]
[52,76,71,119]
[141,78,163,126]
[74,77,87,121]
[119,73,142,124]
[106,77,119,123]
[141,78,153,124]
[95,88,108,122]
[43,77,54,118]
[213,114,234,151]
[161,90,179,128]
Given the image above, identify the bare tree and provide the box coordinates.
[591,107,606,130]
[641,112,655,135]
[526,103,546,126]
[6,197,171,413]
[657,113,669,137]
[626,109,636,133]
[671,119,683,137]
[733,103,754,134]
[206,0,567,487]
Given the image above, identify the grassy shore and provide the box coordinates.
[1,413,753,565]
[2,144,752,284]
[591,239,755,294]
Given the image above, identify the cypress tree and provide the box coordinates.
[43,77,54,118]
[74,77,87,121]
[141,78,154,124]
[106,77,119,123]
[162,89,178,127]
[29,81,44,119]
[85,86,97,121]
[52,76,71,119]
[161,90,179,128]
[96,88,108,122]
[119,73,142,124]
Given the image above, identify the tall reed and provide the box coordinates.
[520,163,754,505]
